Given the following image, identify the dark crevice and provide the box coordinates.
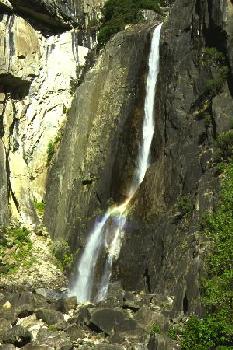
[210,103,217,139]
[87,322,103,333]
[95,191,102,205]
[205,0,226,52]
[82,179,93,186]
[17,310,34,318]
[143,268,151,293]
[183,292,189,314]
[204,0,233,98]
[5,144,20,212]
[0,75,31,99]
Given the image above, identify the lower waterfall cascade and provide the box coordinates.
[69,23,162,303]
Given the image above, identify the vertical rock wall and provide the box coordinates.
[0,0,104,225]
[118,0,233,314]
[44,23,156,249]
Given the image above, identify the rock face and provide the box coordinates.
[44,23,155,248]
[0,0,104,225]
[44,0,233,317]
[1,0,105,31]
[2,2,233,349]
[118,0,233,314]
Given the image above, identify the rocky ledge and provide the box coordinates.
[0,283,179,350]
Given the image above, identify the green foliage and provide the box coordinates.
[202,47,229,95]
[34,201,45,216]
[51,240,73,272]
[167,325,181,340]
[180,315,233,350]
[202,47,225,66]
[205,66,229,95]
[149,323,161,334]
[177,162,233,349]
[204,114,212,128]
[177,195,193,215]
[215,130,233,161]
[47,141,55,164]
[98,0,161,47]
[46,131,63,166]
[0,226,33,274]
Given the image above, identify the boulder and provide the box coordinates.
[0,345,16,350]
[2,325,32,347]
[35,288,65,303]
[0,318,11,340]
[35,328,73,349]
[65,324,85,342]
[76,306,91,325]
[56,296,77,313]
[122,291,141,312]
[89,308,137,335]
[22,345,53,350]
[95,345,124,350]
[35,309,64,325]
[135,306,167,331]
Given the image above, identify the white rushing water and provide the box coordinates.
[69,23,162,302]
[71,213,110,302]
[137,22,162,185]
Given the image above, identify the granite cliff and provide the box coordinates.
[0,0,233,349]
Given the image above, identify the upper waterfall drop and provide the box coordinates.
[69,23,162,303]
[136,22,162,186]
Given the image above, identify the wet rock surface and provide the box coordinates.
[44,22,158,248]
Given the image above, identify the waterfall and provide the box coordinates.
[69,23,162,302]
[137,22,162,185]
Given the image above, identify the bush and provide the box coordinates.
[167,325,181,340]
[178,162,233,349]
[0,226,33,274]
[202,47,225,67]
[98,0,161,47]
[51,240,73,272]
[34,201,45,216]
[149,323,161,334]
[180,315,233,350]
[47,141,55,164]
[177,195,193,216]
[216,130,233,161]
[201,47,229,96]
[205,66,229,95]
[46,130,63,166]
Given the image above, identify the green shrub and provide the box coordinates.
[202,47,225,67]
[98,18,124,48]
[47,141,55,164]
[98,0,161,47]
[0,226,33,274]
[177,195,193,216]
[180,315,233,350]
[51,240,73,272]
[201,47,229,95]
[167,325,181,340]
[46,130,63,166]
[216,130,233,161]
[178,162,233,349]
[205,66,229,95]
[34,201,45,216]
[149,323,161,334]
